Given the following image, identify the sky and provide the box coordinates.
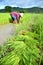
[0,0,43,9]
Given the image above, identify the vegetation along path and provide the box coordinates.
[0,23,16,45]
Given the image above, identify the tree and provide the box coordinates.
[5,6,12,12]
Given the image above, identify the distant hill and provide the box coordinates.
[0,6,43,13]
[27,7,43,13]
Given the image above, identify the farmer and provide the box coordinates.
[10,12,23,23]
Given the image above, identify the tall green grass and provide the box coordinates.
[29,13,43,65]
[0,13,43,65]
[0,13,11,24]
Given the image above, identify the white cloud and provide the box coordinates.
[0,6,5,9]
[0,0,43,8]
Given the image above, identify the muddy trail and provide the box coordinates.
[0,23,16,45]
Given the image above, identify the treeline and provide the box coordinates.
[0,6,43,13]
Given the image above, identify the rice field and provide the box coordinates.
[0,13,43,65]
[0,13,43,24]
[0,13,11,24]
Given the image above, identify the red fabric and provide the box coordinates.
[10,12,21,20]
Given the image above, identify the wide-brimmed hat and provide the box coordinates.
[20,13,23,17]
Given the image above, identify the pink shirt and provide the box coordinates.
[10,12,21,20]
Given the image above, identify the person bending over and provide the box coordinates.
[10,12,23,23]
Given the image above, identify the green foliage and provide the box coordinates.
[0,13,43,65]
[0,33,40,65]
[5,6,12,12]
[20,13,33,23]
[29,14,43,64]
[30,14,43,45]
[0,13,11,24]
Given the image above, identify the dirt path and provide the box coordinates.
[0,23,16,45]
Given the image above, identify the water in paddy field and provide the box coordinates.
[0,23,16,45]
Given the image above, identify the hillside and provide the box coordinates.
[0,6,43,13]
